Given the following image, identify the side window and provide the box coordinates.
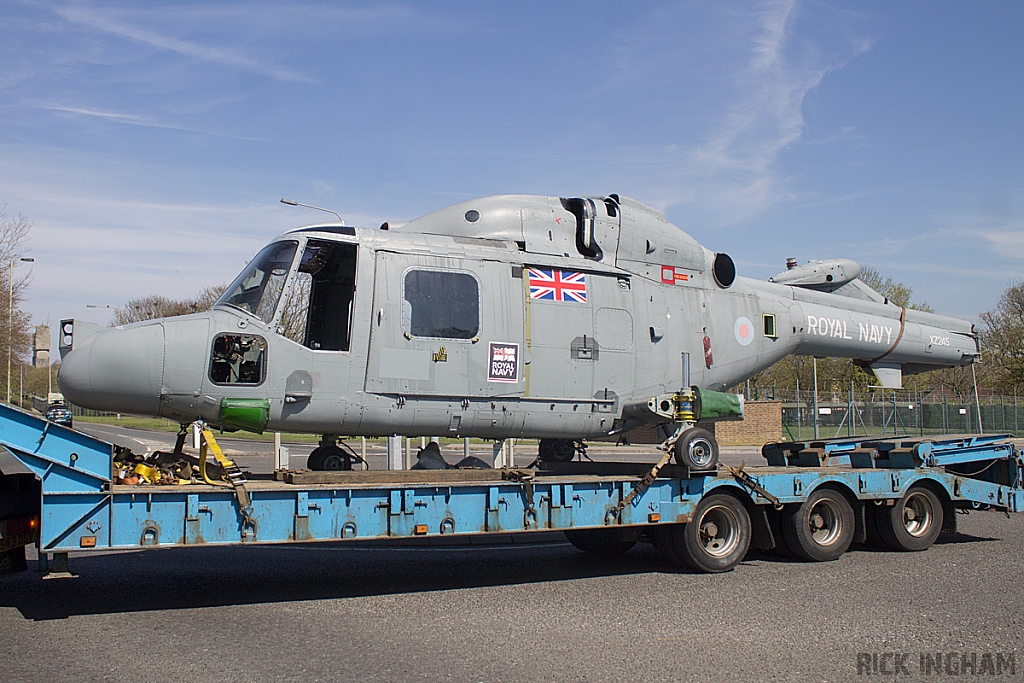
[209,334,267,385]
[280,240,358,351]
[402,269,479,339]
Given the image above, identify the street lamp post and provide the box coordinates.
[8,257,34,405]
[280,198,344,223]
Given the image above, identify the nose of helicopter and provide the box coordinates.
[58,322,164,416]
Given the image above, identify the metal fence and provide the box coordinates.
[773,390,1022,441]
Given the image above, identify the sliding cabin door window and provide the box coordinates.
[402,269,480,340]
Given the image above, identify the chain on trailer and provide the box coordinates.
[501,468,539,529]
[725,464,784,510]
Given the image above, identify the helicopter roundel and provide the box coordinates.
[734,316,754,346]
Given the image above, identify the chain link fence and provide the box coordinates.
[767,389,1022,441]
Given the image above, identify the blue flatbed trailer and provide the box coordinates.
[0,402,1021,575]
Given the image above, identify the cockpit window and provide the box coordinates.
[209,334,267,385]
[280,240,358,351]
[216,241,298,323]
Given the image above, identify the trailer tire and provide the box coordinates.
[673,428,719,470]
[782,488,855,562]
[878,486,943,552]
[564,527,640,555]
[863,503,887,548]
[652,524,688,566]
[767,508,799,558]
[676,492,751,573]
[0,546,28,575]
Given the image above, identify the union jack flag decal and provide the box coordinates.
[528,268,587,303]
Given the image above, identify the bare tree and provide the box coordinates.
[0,203,34,402]
[279,273,311,343]
[113,284,228,326]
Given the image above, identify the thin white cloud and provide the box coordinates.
[688,1,832,209]
[979,228,1024,258]
[750,0,792,72]
[3,170,384,329]
[933,206,1024,259]
[38,104,268,141]
[51,4,315,83]
[41,105,140,124]
[589,1,874,227]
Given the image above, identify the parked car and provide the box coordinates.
[45,403,73,428]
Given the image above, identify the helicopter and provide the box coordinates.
[57,193,979,471]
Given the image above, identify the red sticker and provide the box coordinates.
[662,266,689,284]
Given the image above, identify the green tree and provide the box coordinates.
[977,281,1024,392]
[858,265,934,312]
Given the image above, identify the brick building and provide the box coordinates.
[612,400,783,447]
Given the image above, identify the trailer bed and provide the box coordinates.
[0,402,1021,574]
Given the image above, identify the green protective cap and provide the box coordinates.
[694,387,744,421]
[218,397,270,434]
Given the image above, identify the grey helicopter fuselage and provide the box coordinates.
[57,194,978,439]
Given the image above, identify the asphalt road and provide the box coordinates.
[3,424,1021,682]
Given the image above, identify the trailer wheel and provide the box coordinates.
[564,527,640,555]
[878,486,943,552]
[0,546,28,575]
[538,439,576,463]
[782,488,855,562]
[673,428,719,470]
[676,492,751,573]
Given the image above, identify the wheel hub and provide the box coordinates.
[689,441,713,468]
[807,499,842,545]
[697,506,739,557]
[903,493,933,537]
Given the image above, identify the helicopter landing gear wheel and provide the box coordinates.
[305,447,326,470]
[673,428,719,470]
[307,438,366,471]
[320,447,354,471]
[538,438,576,463]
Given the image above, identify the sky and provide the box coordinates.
[2,0,1022,353]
